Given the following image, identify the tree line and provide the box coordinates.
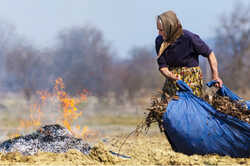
[0,2,249,101]
[0,23,162,101]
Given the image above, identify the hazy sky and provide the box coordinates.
[0,0,249,57]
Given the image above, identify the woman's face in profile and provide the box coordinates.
[157,19,167,40]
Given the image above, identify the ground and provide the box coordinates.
[0,94,249,165]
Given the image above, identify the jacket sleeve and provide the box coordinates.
[191,33,212,57]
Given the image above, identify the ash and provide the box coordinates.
[0,124,91,155]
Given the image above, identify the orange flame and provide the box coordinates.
[12,77,90,139]
[53,78,84,135]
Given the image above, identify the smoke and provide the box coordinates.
[0,22,161,104]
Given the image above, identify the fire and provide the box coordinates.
[53,78,88,137]
[13,77,90,139]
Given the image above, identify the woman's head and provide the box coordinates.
[156,10,183,43]
[157,18,166,40]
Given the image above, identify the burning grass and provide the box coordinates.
[9,77,90,140]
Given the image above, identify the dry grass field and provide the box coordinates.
[0,92,249,165]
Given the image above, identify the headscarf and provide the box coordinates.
[157,10,183,58]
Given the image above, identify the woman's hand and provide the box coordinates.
[212,76,223,88]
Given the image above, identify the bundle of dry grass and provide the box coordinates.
[205,94,250,123]
[121,90,169,140]
[145,91,169,132]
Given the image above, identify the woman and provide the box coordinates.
[155,11,250,158]
[155,10,223,98]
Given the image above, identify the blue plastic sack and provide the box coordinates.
[162,80,250,157]
[207,80,250,110]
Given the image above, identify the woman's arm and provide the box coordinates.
[208,52,223,87]
[159,67,180,81]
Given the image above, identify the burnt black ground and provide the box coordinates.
[0,124,91,155]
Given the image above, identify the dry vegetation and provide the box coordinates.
[0,127,249,165]
[0,90,249,165]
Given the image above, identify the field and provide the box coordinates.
[0,93,249,165]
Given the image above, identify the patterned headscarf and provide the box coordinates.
[157,10,183,58]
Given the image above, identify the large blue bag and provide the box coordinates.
[163,80,250,157]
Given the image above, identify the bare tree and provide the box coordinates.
[214,2,250,90]
[5,43,49,100]
[114,46,162,101]
[0,21,18,89]
[52,25,115,96]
